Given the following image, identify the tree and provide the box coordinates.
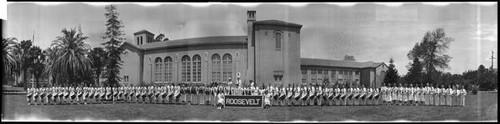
[344,55,356,61]
[407,28,453,84]
[43,47,57,86]
[102,5,126,87]
[155,33,165,41]
[2,37,19,85]
[50,27,92,87]
[383,58,399,85]
[405,58,423,85]
[30,46,45,88]
[89,47,107,86]
[19,40,36,89]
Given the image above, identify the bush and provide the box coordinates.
[471,85,479,95]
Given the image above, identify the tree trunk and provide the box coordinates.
[35,77,40,88]
[23,70,28,90]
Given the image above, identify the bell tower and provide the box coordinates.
[246,10,256,84]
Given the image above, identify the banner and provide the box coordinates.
[224,95,263,108]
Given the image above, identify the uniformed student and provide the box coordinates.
[340,85,346,106]
[359,85,366,106]
[433,84,439,106]
[327,86,333,106]
[216,88,225,109]
[373,87,380,106]
[428,84,433,106]
[460,85,466,107]
[263,90,271,109]
[389,83,395,106]
[414,84,420,106]
[446,85,454,106]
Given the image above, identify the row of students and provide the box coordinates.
[380,83,467,107]
[26,83,467,107]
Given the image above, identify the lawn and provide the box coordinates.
[1,91,497,122]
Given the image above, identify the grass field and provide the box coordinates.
[1,91,497,122]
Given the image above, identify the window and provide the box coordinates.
[192,55,202,82]
[164,57,173,82]
[140,36,143,45]
[136,37,139,45]
[331,70,336,79]
[275,33,282,51]
[318,69,323,83]
[181,55,191,82]
[154,57,162,82]
[324,70,329,82]
[124,76,129,82]
[211,54,221,82]
[301,69,307,83]
[311,69,317,83]
[222,54,232,82]
[355,71,360,75]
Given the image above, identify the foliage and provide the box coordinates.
[343,55,356,61]
[101,5,126,87]
[154,33,168,41]
[383,58,400,85]
[407,28,453,84]
[89,47,107,86]
[461,65,497,91]
[18,40,36,89]
[49,27,92,87]
[2,37,19,85]
[405,58,423,85]
[30,46,45,88]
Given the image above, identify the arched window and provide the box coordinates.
[181,55,191,82]
[164,57,173,82]
[192,55,202,82]
[154,57,162,82]
[211,54,221,82]
[222,54,232,82]
[275,32,282,51]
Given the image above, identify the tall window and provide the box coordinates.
[318,69,323,83]
[211,54,221,82]
[331,70,336,83]
[311,69,317,84]
[140,36,143,45]
[154,57,162,82]
[324,70,329,83]
[275,33,282,51]
[301,69,307,83]
[136,37,139,45]
[192,55,202,82]
[164,57,173,82]
[222,54,232,82]
[181,55,191,82]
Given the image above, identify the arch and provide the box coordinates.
[211,54,221,82]
[154,57,163,82]
[222,53,233,82]
[181,55,191,82]
[192,54,202,82]
[164,56,173,82]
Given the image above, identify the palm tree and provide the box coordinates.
[2,37,19,85]
[49,27,92,87]
[18,40,35,89]
[31,46,45,88]
[43,47,58,86]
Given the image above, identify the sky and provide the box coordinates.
[4,2,498,75]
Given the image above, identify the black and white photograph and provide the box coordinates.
[1,2,498,122]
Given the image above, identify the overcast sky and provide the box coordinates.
[4,2,498,75]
